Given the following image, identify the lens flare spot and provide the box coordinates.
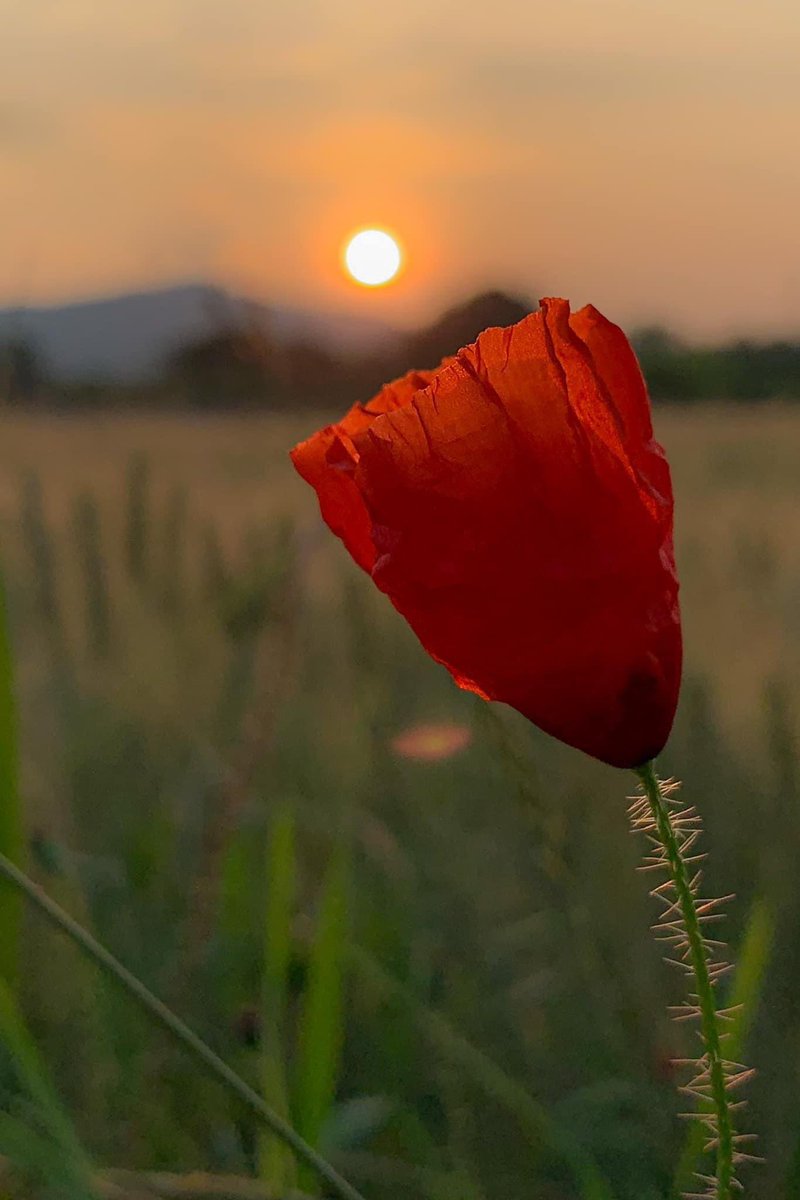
[390,722,472,762]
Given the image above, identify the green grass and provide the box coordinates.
[0,405,794,1198]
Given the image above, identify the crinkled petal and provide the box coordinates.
[291,299,681,767]
[290,368,440,571]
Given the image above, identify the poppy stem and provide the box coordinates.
[0,851,368,1200]
[635,763,734,1200]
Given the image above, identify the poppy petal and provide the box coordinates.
[291,299,681,768]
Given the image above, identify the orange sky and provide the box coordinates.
[2,0,800,337]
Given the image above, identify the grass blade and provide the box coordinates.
[72,491,112,660]
[0,567,23,989]
[160,484,189,617]
[0,851,367,1200]
[20,472,61,637]
[0,978,94,1196]
[125,451,150,586]
[724,896,776,1055]
[349,943,615,1200]
[259,807,297,1190]
[295,847,350,1192]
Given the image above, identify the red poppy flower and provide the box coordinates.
[291,298,681,768]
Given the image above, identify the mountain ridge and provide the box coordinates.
[0,283,401,381]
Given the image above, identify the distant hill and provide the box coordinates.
[0,284,400,382]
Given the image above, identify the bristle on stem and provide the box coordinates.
[632,764,754,1200]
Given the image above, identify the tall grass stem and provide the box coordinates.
[0,851,367,1200]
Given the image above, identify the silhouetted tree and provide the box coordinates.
[274,338,343,401]
[403,290,533,370]
[632,327,693,401]
[1,336,46,404]
[163,327,278,409]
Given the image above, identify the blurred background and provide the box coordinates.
[1,2,800,1198]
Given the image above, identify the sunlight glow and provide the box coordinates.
[344,228,402,287]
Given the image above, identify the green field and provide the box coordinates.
[0,405,797,1199]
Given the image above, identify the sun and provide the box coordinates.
[344,228,402,287]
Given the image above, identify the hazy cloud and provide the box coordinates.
[2,0,799,334]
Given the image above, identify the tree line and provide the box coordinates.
[3,291,800,409]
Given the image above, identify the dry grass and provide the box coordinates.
[0,402,796,742]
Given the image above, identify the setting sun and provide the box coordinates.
[344,228,402,287]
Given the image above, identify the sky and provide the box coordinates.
[2,0,800,338]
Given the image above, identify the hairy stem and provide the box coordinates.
[0,852,366,1200]
[636,763,733,1200]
